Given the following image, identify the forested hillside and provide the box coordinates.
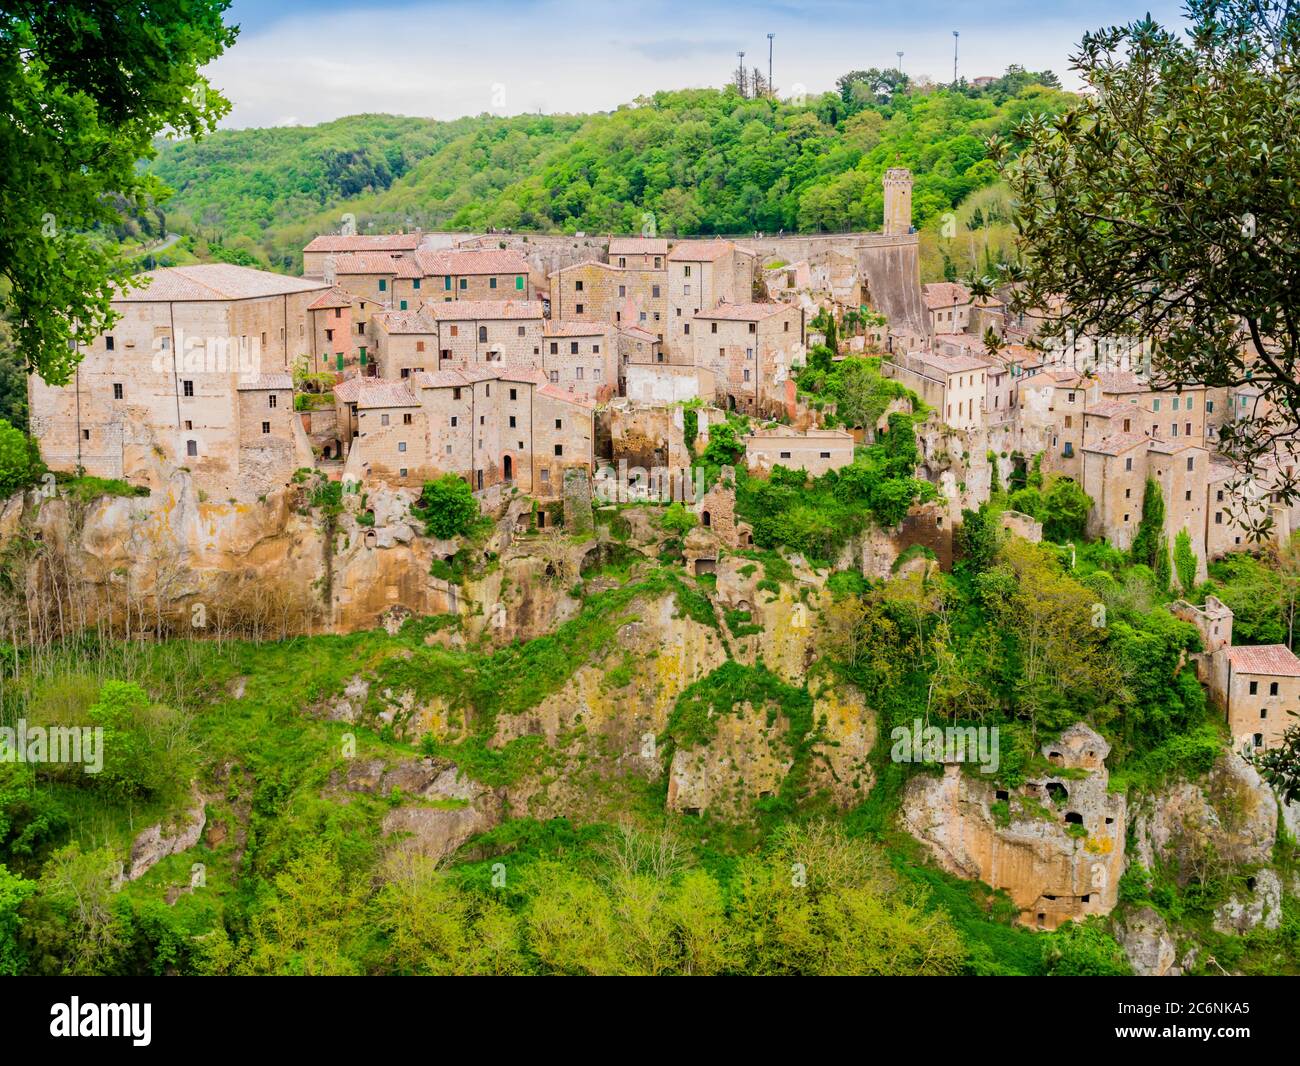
[146,68,1071,271]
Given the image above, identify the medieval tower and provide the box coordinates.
[882,168,914,238]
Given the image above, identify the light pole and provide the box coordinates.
[953,30,960,85]
[896,51,904,75]
[737,50,746,97]
[767,33,774,97]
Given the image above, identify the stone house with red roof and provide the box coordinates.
[692,301,803,416]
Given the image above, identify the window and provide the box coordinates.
[515,275,525,292]
[358,323,366,335]
[401,368,410,378]
[381,414,390,426]
[576,367,584,380]
[398,441,407,453]
[453,387,462,400]
[575,304,584,314]
[106,335,115,351]
[82,429,90,441]
[1171,396,1180,411]
[186,440,197,457]
[517,326,526,337]
[779,451,791,459]
[268,394,278,409]
[743,369,751,382]
[379,279,387,292]
[413,279,420,290]
[570,341,579,355]
[113,383,123,399]
[710,322,718,334]
[490,277,497,289]
[618,285,626,297]
[593,344,600,354]
[1186,422,1192,436]
[509,415,517,428]
[1125,457,1133,471]
[684,265,692,277]
[400,468,408,478]
[1126,488,1132,499]
[183,380,194,397]
[748,323,757,334]
[326,329,334,341]
[444,276,452,291]
[1270,682,1279,696]
[554,418,562,429]
[1185,490,1192,501]
[478,326,488,343]
[184,420,192,431]
[403,412,413,425]
[459,278,467,290]
[549,371,559,383]
[1207,400,1214,413]
[261,421,271,434]
[1153,398,1160,411]
[618,257,626,268]
[652,285,660,297]
[684,324,690,335]
[554,444,564,456]
[549,342,559,355]
[575,280,584,292]
[1124,513,1130,522]
[820,451,831,459]
[451,416,458,427]
[1250,681,1259,695]
[399,300,407,310]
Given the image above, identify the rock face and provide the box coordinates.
[1130,751,1278,882]
[667,702,794,819]
[329,756,501,862]
[126,787,207,881]
[1115,906,1179,976]
[902,723,1126,930]
[1214,869,1283,934]
[807,685,876,809]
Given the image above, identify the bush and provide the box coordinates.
[0,419,41,496]
[411,475,480,539]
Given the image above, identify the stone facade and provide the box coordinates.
[693,302,803,415]
[548,260,666,338]
[29,265,326,497]
[745,427,855,477]
[665,240,757,359]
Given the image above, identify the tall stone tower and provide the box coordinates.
[882,168,914,237]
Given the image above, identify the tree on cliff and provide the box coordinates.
[0,1,237,385]
[1130,478,1166,571]
[412,475,480,541]
[994,0,1300,532]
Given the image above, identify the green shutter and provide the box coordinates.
[400,300,407,310]
[336,352,344,371]
[379,279,387,291]
[444,276,451,290]
[515,275,524,290]
[359,348,367,366]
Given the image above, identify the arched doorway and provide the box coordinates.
[503,454,513,483]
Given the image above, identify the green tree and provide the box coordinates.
[1041,916,1133,976]
[0,419,41,496]
[1038,476,1092,543]
[1173,528,1199,597]
[957,506,1002,571]
[998,1,1300,519]
[1130,478,1166,569]
[659,502,697,536]
[412,474,480,540]
[0,863,34,976]
[1,1,237,383]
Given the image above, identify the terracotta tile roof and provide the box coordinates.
[236,373,294,391]
[1095,370,1149,395]
[921,282,972,310]
[372,308,438,334]
[307,286,354,310]
[1085,431,1149,456]
[910,350,990,374]
[933,332,981,350]
[1085,399,1137,419]
[415,248,530,276]
[331,251,413,275]
[426,300,543,321]
[1225,643,1300,676]
[544,320,609,336]
[619,325,659,342]
[1147,438,1200,455]
[695,302,790,322]
[119,265,328,302]
[410,368,501,389]
[667,240,735,263]
[549,258,619,277]
[538,384,595,409]
[355,381,420,409]
[334,377,418,406]
[303,233,421,254]
[608,237,669,255]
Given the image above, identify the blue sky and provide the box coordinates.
[211,0,1191,127]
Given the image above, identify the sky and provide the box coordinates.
[212,0,1192,128]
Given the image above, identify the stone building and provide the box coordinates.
[336,368,594,496]
[882,167,914,238]
[665,240,757,358]
[302,231,422,277]
[547,260,666,338]
[29,264,326,497]
[693,302,803,415]
[889,350,990,431]
[369,307,440,380]
[1172,597,1300,752]
[331,251,424,309]
[541,320,616,403]
[424,300,545,370]
[617,324,664,375]
[607,236,668,270]
[306,286,356,374]
[745,427,855,477]
[416,248,533,302]
[922,282,972,335]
